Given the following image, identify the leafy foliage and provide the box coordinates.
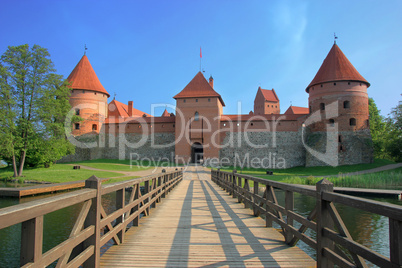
[0,44,74,176]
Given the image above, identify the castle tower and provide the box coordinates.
[254,87,280,114]
[173,72,225,164]
[67,55,110,135]
[305,43,372,166]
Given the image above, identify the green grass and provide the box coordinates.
[0,164,124,183]
[220,158,396,180]
[65,159,181,171]
[281,168,402,189]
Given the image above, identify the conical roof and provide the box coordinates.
[174,72,225,106]
[67,55,110,97]
[161,109,170,117]
[306,44,369,92]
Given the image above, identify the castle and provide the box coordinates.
[62,43,373,168]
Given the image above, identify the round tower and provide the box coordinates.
[305,43,373,166]
[67,55,110,136]
[306,43,370,132]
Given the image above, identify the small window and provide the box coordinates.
[329,119,335,126]
[251,123,254,126]
[350,118,356,126]
[334,82,336,86]
[208,98,211,102]
[183,99,186,103]
[348,82,351,85]
[94,92,97,95]
[82,90,85,93]
[338,135,342,143]
[223,123,226,127]
[343,101,350,109]
[237,123,240,126]
[92,124,97,131]
[194,112,199,121]
[75,109,80,116]
[275,106,277,108]
[320,84,323,88]
[339,145,344,152]
[320,103,325,111]
[196,99,198,102]
[75,123,80,130]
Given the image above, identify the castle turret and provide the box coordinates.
[305,43,372,166]
[173,72,225,163]
[67,55,109,135]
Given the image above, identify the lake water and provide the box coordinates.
[0,189,400,267]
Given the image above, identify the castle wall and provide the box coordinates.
[305,129,373,167]
[218,131,306,169]
[58,132,176,164]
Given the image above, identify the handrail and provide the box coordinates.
[211,169,402,268]
[0,170,183,267]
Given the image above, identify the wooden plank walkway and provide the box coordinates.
[100,166,316,267]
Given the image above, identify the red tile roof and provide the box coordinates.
[284,106,309,115]
[306,44,370,92]
[67,55,110,97]
[258,87,279,102]
[161,109,170,117]
[108,99,151,118]
[174,72,225,106]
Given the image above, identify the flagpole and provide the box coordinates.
[200,47,202,72]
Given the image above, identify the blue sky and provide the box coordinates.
[1,0,401,117]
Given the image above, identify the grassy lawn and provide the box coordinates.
[65,159,180,171]
[0,164,124,183]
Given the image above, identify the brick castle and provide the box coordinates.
[62,43,373,168]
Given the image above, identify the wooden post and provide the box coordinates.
[20,216,43,266]
[157,176,162,203]
[161,174,166,198]
[265,185,272,227]
[389,218,402,266]
[133,184,140,227]
[316,179,334,268]
[144,180,150,216]
[83,175,102,268]
[237,176,242,204]
[253,181,259,216]
[285,190,294,243]
[116,188,125,243]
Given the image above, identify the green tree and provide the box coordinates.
[368,98,389,159]
[0,44,74,177]
[386,101,402,161]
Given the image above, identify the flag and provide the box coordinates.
[200,47,202,58]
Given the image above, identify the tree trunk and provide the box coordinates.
[18,150,26,177]
[12,154,18,177]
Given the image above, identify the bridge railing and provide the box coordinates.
[211,169,402,268]
[0,170,183,267]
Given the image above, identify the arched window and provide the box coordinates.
[320,103,325,111]
[75,109,80,116]
[343,101,350,109]
[92,124,97,131]
[350,118,356,126]
[194,112,199,121]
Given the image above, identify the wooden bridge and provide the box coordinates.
[0,166,401,267]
